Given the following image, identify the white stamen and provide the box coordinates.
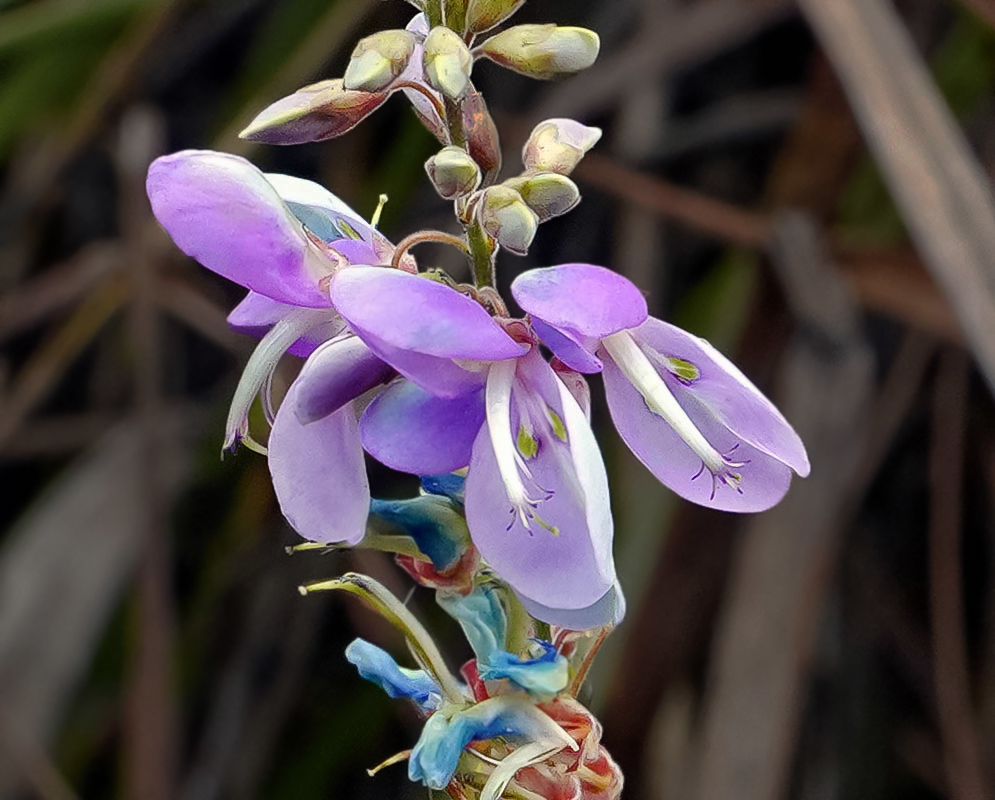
[602,330,725,473]
[223,308,330,452]
[371,193,388,229]
[486,359,530,509]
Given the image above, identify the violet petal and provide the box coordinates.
[361,380,484,474]
[147,151,332,308]
[512,263,648,338]
[268,381,369,544]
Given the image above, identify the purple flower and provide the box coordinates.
[328,267,620,627]
[147,149,404,544]
[512,263,810,513]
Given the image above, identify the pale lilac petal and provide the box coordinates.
[294,336,394,424]
[356,328,488,398]
[147,151,331,308]
[516,581,625,630]
[268,381,369,544]
[632,318,809,476]
[531,317,602,374]
[512,264,648,339]
[330,267,527,361]
[227,292,344,357]
[601,354,793,512]
[466,353,615,610]
[361,381,484,474]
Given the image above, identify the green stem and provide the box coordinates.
[443,96,466,148]
[501,587,532,656]
[467,220,496,289]
[425,0,443,27]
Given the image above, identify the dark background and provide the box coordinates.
[2,0,995,798]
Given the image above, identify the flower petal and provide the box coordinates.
[632,318,810,476]
[268,381,369,543]
[370,495,471,572]
[436,585,507,663]
[147,150,332,307]
[227,291,344,357]
[345,638,441,711]
[360,379,484,473]
[330,266,527,361]
[516,581,626,630]
[531,316,603,374]
[601,351,794,512]
[512,264,648,338]
[409,696,575,790]
[294,336,393,424]
[480,642,569,697]
[466,353,615,611]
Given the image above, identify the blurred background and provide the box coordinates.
[2,0,995,798]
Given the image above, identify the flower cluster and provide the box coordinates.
[147,0,808,796]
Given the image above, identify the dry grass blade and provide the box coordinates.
[799,0,995,394]
[0,277,126,452]
[929,350,991,800]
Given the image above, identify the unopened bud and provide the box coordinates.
[423,26,473,100]
[523,118,601,175]
[479,25,600,79]
[343,30,417,92]
[465,0,525,34]
[425,146,482,199]
[504,172,580,222]
[477,186,539,255]
[240,80,386,145]
[461,89,502,179]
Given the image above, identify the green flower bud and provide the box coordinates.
[479,25,600,80]
[425,146,482,199]
[465,0,525,34]
[423,26,473,100]
[504,172,580,222]
[522,118,601,175]
[239,79,386,145]
[477,186,539,255]
[343,30,417,92]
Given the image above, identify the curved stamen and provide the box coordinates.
[223,308,331,452]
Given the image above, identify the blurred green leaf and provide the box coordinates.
[0,0,155,55]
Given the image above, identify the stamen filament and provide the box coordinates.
[602,331,725,473]
[486,360,530,508]
[223,308,330,452]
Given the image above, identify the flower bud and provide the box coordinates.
[523,118,601,175]
[423,26,473,100]
[425,146,482,199]
[343,30,417,92]
[239,79,386,145]
[479,25,600,80]
[461,89,502,179]
[477,186,538,255]
[465,0,525,34]
[503,172,580,222]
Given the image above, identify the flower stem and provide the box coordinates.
[300,572,465,703]
[392,230,469,269]
[467,220,496,288]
